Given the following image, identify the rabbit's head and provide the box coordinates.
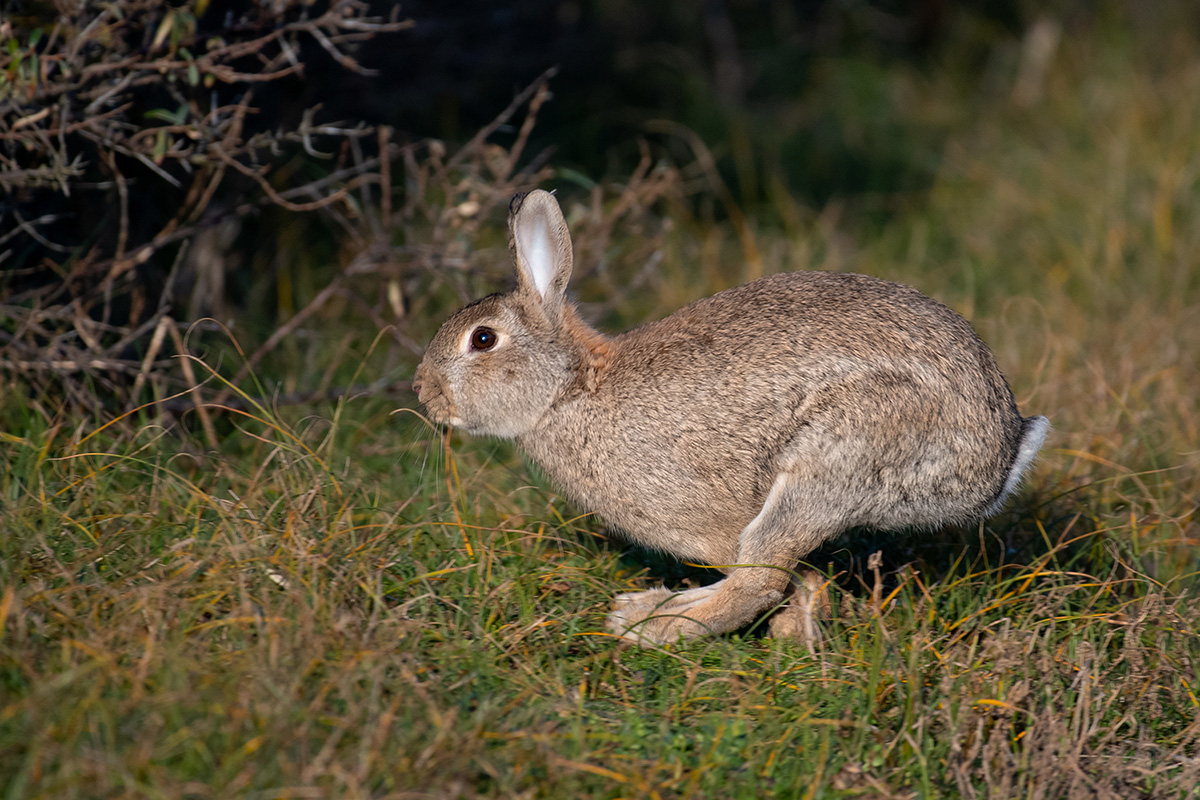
[414,190,598,438]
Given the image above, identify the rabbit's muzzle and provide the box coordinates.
[412,364,460,427]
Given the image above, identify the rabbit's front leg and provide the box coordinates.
[606,471,832,646]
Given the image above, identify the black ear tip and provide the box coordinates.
[509,192,529,217]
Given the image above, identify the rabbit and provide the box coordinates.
[413,189,1049,646]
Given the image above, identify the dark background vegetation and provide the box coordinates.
[4,0,1172,417]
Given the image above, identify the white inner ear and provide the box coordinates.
[519,217,554,300]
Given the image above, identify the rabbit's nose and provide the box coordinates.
[411,364,427,401]
[412,363,438,404]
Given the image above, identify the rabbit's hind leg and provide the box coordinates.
[606,471,834,646]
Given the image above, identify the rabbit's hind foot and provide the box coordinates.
[766,570,834,651]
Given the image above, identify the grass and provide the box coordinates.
[3,12,1200,800]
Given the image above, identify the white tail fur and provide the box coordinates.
[984,415,1050,517]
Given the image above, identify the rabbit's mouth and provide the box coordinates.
[422,396,465,430]
[425,402,468,431]
[413,368,465,428]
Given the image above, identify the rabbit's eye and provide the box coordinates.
[470,327,498,351]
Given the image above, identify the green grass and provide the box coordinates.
[3,13,1200,800]
[2,405,1196,798]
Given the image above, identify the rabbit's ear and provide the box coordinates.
[511,190,573,322]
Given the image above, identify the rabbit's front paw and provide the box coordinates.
[606,585,721,645]
[606,580,784,646]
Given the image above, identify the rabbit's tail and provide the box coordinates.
[983,415,1050,517]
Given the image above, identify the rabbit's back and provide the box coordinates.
[518,271,1026,565]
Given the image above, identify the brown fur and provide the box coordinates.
[413,190,1048,646]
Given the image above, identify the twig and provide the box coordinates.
[440,66,558,177]
[102,149,129,259]
[10,210,73,253]
[0,357,172,374]
[132,314,172,399]
[0,214,71,248]
[165,322,219,449]
[215,149,375,212]
[305,24,378,76]
[497,81,551,182]
[378,125,392,229]
[229,277,345,389]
